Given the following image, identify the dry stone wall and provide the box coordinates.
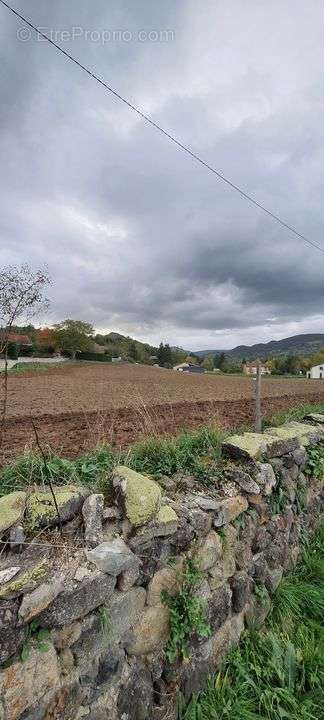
[0,416,324,720]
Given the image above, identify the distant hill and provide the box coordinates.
[195,334,324,361]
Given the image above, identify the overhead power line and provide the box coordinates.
[1,0,324,257]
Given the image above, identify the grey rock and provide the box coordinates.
[255,462,277,495]
[117,664,154,720]
[220,480,240,497]
[38,571,116,627]
[230,571,251,613]
[0,597,28,663]
[87,538,138,576]
[0,566,20,585]
[170,518,195,552]
[224,468,260,494]
[197,530,223,571]
[265,567,283,593]
[107,587,146,641]
[293,447,307,467]
[189,508,212,535]
[253,526,271,553]
[206,584,232,632]
[282,454,295,469]
[82,494,104,548]
[97,646,125,686]
[9,524,25,550]
[246,589,271,629]
[103,506,121,520]
[19,576,65,623]
[250,554,268,583]
[117,559,141,591]
[192,496,220,511]
[129,536,172,585]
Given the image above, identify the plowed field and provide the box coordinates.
[1,362,324,462]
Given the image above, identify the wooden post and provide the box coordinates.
[255,359,262,432]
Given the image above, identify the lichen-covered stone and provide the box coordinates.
[25,485,88,532]
[112,466,162,527]
[0,491,26,534]
[87,538,138,575]
[222,433,269,460]
[197,530,222,571]
[0,560,48,599]
[146,566,179,606]
[154,505,178,535]
[126,606,169,655]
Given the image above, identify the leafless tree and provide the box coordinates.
[0,263,51,449]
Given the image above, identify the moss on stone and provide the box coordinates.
[0,560,48,598]
[156,506,178,523]
[25,486,80,533]
[222,433,268,460]
[0,491,26,534]
[113,466,162,527]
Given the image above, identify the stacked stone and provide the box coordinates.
[0,418,323,720]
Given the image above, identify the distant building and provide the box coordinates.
[173,362,205,374]
[307,364,324,379]
[243,362,270,376]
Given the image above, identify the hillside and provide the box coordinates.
[196,333,324,361]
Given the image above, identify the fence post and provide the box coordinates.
[255,359,262,432]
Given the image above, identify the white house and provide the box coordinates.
[307,364,324,379]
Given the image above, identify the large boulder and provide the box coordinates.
[112,466,162,527]
[0,491,26,535]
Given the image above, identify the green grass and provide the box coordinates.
[263,401,324,428]
[179,525,324,720]
[0,425,225,496]
[8,362,67,374]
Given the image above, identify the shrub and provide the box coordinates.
[76,351,111,362]
[7,341,18,359]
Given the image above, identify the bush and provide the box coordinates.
[76,352,111,362]
[7,342,18,359]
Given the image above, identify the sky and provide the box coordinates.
[1,0,324,351]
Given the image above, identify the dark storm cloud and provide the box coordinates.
[0,0,324,349]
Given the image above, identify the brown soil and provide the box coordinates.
[1,363,324,463]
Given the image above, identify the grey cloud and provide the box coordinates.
[0,0,324,349]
